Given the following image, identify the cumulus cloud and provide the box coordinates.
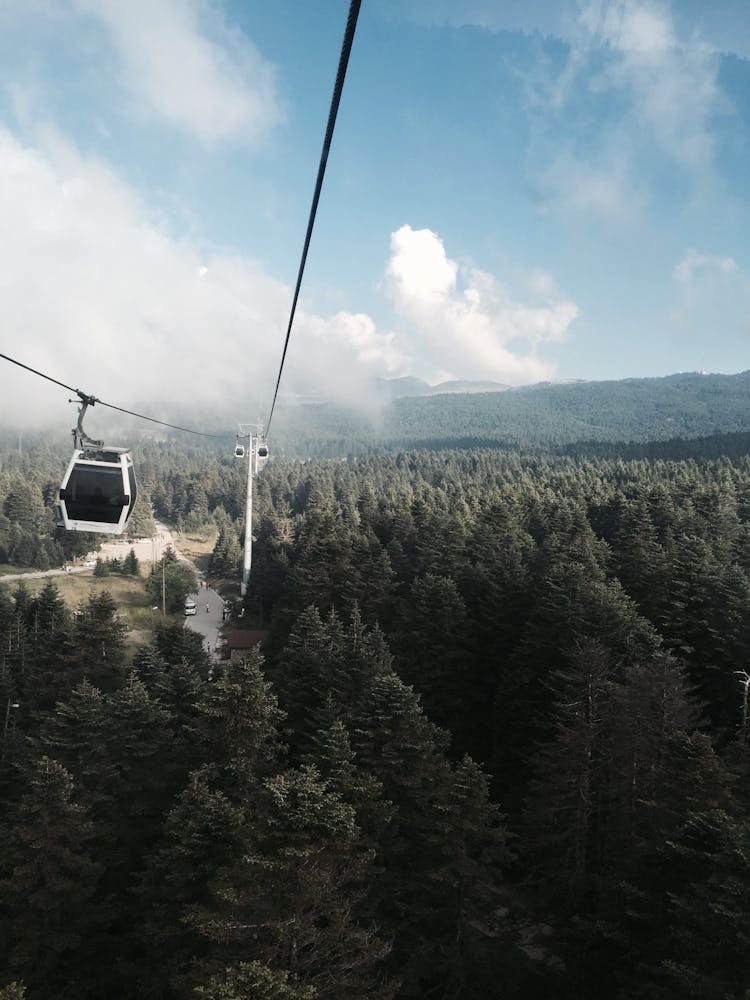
[72,0,282,144]
[0,128,401,428]
[383,225,579,384]
[673,248,738,285]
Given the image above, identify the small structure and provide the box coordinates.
[226,629,270,662]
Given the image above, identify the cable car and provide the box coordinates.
[58,394,136,535]
[59,447,136,535]
[234,442,245,459]
[256,439,269,470]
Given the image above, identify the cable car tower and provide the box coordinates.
[236,423,269,597]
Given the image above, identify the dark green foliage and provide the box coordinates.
[5,423,750,997]
[188,765,394,1000]
[210,524,242,578]
[145,557,198,614]
[0,983,27,1000]
[202,648,286,789]
[136,768,246,996]
[393,572,469,733]
[151,621,209,671]
[193,962,315,999]
[93,549,140,577]
[71,590,129,691]
[0,757,102,999]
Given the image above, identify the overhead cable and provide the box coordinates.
[265,0,362,438]
[0,351,223,439]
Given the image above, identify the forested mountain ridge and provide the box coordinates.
[3,368,750,466]
[271,369,750,457]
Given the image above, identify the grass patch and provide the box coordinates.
[172,527,217,577]
[19,571,180,653]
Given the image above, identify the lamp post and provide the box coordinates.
[2,698,19,762]
[736,670,750,742]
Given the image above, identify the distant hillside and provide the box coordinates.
[376,376,510,399]
[271,370,750,457]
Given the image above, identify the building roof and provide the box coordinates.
[227,629,270,650]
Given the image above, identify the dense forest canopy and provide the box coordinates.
[2,375,750,997]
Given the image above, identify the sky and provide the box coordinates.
[1,0,749,429]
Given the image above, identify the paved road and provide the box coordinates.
[184,584,226,659]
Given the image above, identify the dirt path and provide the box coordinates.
[0,522,182,584]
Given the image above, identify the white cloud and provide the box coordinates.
[384,225,579,384]
[277,310,409,409]
[669,247,749,337]
[0,128,401,427]
[523,0,725,221]
[403,0,750,61]
[71,0,282,144]
[536,150,646,223]
[595,1,721,172]
[673,248,738,285]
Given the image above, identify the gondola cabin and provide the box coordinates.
[58,448,136,535]
[256,442,269,471]
[234,443,245,459]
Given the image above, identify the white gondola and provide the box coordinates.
[256,439,269,471]
[234,443,245,459]
[58,395,137,535]
[59,447,136,535]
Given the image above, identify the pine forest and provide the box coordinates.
[2,381,750,999]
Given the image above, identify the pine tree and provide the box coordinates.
[271,606,347,756]
[189,764,394,1000]
[429,756,516,998]
[0,757,103,998]
[22,580,74,710]
[34,679,113,818]
[394,573,469,735]
[124,548,140,576]
[203,648,286,792]
[154,621,209,671]
[0,983,26,1000]
[102,674,174,868]
[193,962,315,1000]
[523,638,617,907]
[71,590,129,691]
[303,718,393,854]
[136,768,246,997]
[210,525,242,578]
[658,808,750,999]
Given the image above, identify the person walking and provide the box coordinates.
[206,602,210,613]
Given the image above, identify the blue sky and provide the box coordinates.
[1,0,750,423]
